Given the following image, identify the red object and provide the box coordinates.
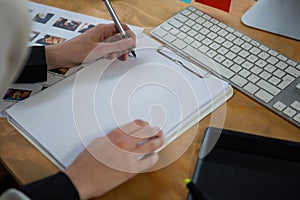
[195,0,232,12]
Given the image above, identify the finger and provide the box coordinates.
[108,37,135,53]
[135,136,164,153]
[131,125,162,139]
[118,119,149,135]
[122,24,136,47]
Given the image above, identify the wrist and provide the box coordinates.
[45,44,66,70]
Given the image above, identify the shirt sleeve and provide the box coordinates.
[14,46,48,83]
[18,172,80,200]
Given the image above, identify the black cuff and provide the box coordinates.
[15,46,47,83]
[19,172,80,200]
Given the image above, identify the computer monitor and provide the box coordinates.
[241,0,300,41]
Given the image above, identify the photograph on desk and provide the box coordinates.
[53,17,82,31]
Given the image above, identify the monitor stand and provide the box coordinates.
[241,0,300,41]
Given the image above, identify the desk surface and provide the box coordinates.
[0,0,299,199]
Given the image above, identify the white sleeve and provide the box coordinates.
[0,189,31,200]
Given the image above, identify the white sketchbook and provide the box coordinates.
[6,33,233,169]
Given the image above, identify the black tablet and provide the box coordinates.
[188,127,300,200]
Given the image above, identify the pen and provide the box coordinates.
[185,178,212,200]
[103,0,136,58]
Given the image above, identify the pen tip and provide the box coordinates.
[131,51,136,58]
[184,178,191,184]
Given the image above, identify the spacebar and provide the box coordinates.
[183,46,234,79]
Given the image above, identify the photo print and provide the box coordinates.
[33,12,54,24]
[36,34,66,45]
[3,88,32,102]
[53,17,81,31]
[79,23,95,33]
[29,31,40,42]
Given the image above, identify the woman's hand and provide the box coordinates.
[45,23,136,70]
[64,120,163,200]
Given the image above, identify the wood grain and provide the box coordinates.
[0,0,299,199]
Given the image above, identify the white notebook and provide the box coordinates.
[6,34,233,169]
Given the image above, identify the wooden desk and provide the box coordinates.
[0,0,299,199]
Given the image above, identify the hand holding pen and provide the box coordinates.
[103,0,137,58]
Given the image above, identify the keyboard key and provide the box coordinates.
[242,61,253,69]
[268,49,278,56]
[233,38,244,46]
[276,61,288,70]
[293,114,300,123]
[268,76,281,86]
[247,55,259,63]
[195,33,205,41]
[249,47,261,55]
[222,41,233,49]
[192,24,202,31]
[215,36,225,44]
[250,66,262,75]
[258,52,270,60]
[244,82,259,94]
[186,19,196,27]
[217,29,228,37]
[199,45,210,53]
[231,45,241,53]
[283,107,297,118]
[163,34,176,43]
[273,69,285,78]
[177,32,187,39]
[217,47,228,55]
[222,59,234,68]
[210,42,220,50]
[207,32,218,40]
[225,33,236,41]
[273,101,286,111]
[231,75,248,87]
[161,23,173,31]
[203,21,213,28]
[285,66,300,77]
[291,101,300,111]
[199,28,210,35]
[287,59,298,67]
[211,25,221,33]
[257,80,281,95]
[278,74,295,89]
[248,74,260,83]
[168,18,183,28]
[277,54,288,62]
[152,27,167,37]
[225,51,236,60]
[233,56,245,65]
[184,36,194,44]
[255,89,273,103]
[239,69,251,78]
[259,71,271,80]
[189,13,199,20]
[239,50,250,58]
[202,38,213,46]
[191,41,201,49]
[170,28,180,35]
[255,59,267,68]
[231,64,242,73]
[241,43,253,51]
[264,64,276,73]
[172,39,187,49]
[214,55,226,63]
[187,29,198,37]
[267,56,279,65]
[180,25,191,32]
[175,14,188,22]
